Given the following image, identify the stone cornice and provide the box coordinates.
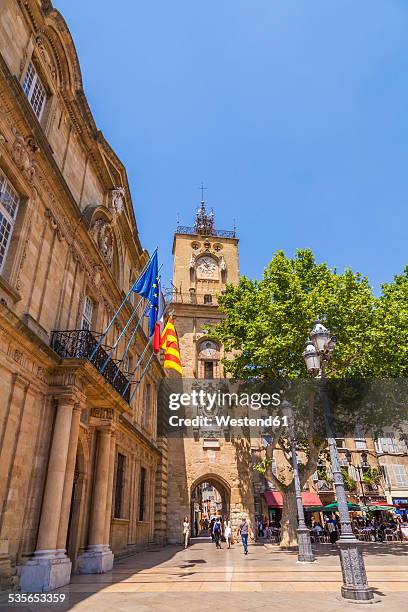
[6,3,144,252]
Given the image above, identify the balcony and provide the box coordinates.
[51,329,131,403]
[176,224,236,238]
[171,292,219,306]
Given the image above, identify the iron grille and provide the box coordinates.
[176,225,236,238]
[50,329,131,403]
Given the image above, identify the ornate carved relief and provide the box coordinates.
[90,218,114,266]
[36,35,57,83]
[91,407,114,421]
[110,187,125,224]
[12,133,38,183]
[44,208,64,241]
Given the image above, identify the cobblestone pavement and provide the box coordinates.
[1,538,407,611]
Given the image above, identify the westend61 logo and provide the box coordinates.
[157,380,290,437]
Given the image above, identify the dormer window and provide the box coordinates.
[23,62,47,120]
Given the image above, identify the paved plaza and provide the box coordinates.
[1,537,407,611]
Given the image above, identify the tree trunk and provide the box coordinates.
[279,481,298,548]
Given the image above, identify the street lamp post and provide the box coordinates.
[345,449,368,507]
[290,423,315,563]
[282,399,315,562]
[303,320,374,602]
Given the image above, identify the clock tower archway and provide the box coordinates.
[166,199,255,542]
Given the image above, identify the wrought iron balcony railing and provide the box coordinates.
[171,291,219,306]
[51,329,131,403]
[176,225,236,238]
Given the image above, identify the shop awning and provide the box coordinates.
[264,491,322,508]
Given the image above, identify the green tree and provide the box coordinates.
[211,249,406,546]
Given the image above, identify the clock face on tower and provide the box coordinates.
[196,256,218,279]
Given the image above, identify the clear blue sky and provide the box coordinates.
[55,0,407,292]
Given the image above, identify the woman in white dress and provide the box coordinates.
[224,519,232,548]
[183,516,190,549]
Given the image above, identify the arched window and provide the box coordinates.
[197,339,221,379]
[203,294,212,304]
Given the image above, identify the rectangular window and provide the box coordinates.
[335,438,346,449]
[0,169,20,272]
[123,354,131,375]
[81,296,93,330]
[204,361,214,379]
[355,438,367,450]
[22,62,47,120]
[378,437,401,454]
[114,453,126,518]
[392,465,408,488]
[138,466,146,521]
[143,382,151,428]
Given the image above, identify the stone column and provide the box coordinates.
[103,433,116,548]
[56,403,82,553]
[19,398,74,592]
[77,428,114,574]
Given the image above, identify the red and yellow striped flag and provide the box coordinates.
[160,315,182,374]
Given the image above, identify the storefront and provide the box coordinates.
[263,491,323,525]
[393,498,408,520]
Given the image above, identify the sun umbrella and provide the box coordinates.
[362,505,395,512]
[323,501,361,511]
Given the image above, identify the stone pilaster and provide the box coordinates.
[77,427,114,574]
[56,402,83,552]
[19,397,74,592]
[104,432,116,547]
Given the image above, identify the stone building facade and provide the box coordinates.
[166,202,255,542]
[0,0,165,592]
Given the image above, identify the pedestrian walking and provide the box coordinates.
[238,516,249,555]
[326,516,338,545]
[224,519,232,549]
[213,517,222,549]
[210,517,215,541]
[183,516,190,549]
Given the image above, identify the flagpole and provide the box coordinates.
[122,302,170,397]
[129,352,155,403]
[111,267,163,383]
[111,301,148,384]
[89,247,157,361]
[99,296,144,373]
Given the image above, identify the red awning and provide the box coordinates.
[263,491,322,508]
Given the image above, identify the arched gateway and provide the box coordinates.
[190,474,231,531]
[166,202,255,544]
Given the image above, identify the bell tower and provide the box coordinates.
[172,199,239,378]
[166,197,255,543]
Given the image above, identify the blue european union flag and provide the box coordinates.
[132,252,159,336]
[132,252,158,299]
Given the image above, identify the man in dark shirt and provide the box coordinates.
[238,517,249,554]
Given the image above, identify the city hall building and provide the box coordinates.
[0,0,165,592]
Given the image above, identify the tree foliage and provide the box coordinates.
[213,249,406,379]
[211,250,407,546]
